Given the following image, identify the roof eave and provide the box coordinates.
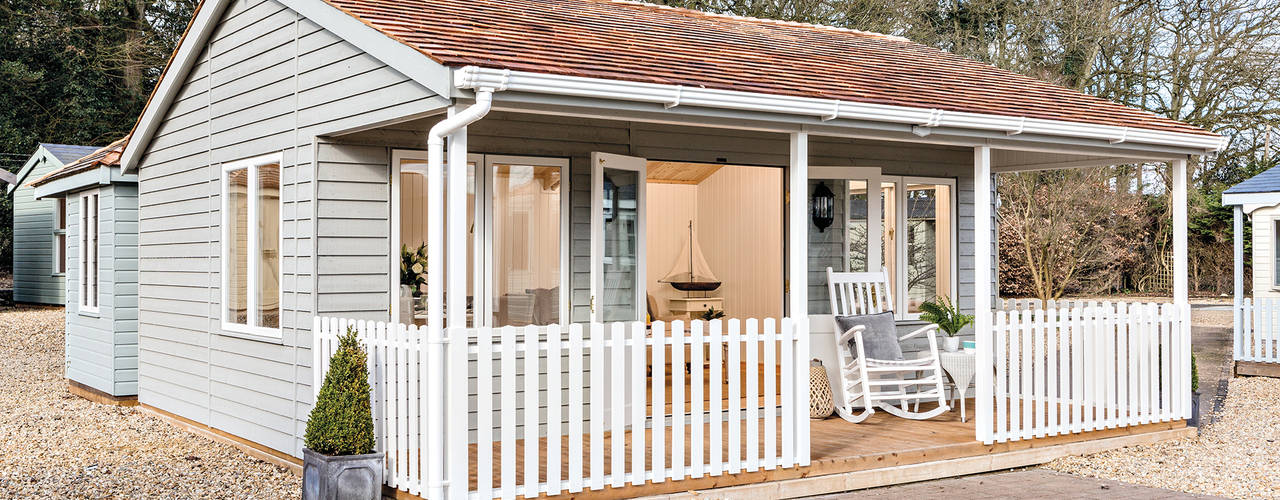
[121,0,456,173]
[454,66,1225,154]
[32,166,137,200]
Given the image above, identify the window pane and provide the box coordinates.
[257,163,281,329]
[492,162,561,326]
[398,159,477,326]
[56,234,65,274]
[906,183,952,313]
[881,182,897,298]
[90,194,98,308]
[846,180,868,272]
[227,168,249,325]
[56,198,66,229]
[600,167,639,322]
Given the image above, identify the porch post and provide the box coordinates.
[447,129,467,327]
[1172,157,1191,418]
[788,132,810,465]
[1234,205,1244,360]
[973,146,993,444]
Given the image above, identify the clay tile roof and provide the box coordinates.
[324,0,1214,137]
[30,136,129,188]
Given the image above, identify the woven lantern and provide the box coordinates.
[809,358,835,419]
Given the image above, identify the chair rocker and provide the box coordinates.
[826,267,950,423]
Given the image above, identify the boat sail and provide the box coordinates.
[660,221,721,292]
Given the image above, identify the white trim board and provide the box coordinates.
[120,0,455,173]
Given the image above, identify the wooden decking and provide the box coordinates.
[392,400,1189,500]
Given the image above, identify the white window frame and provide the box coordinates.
[221,153,283,339]
[78,189,99,315]
[1273,219,1280,289]
[389,151,570,327]
[52,197,66,276]
[812,167,958,320]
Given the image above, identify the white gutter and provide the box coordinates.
[455,66,1227,152]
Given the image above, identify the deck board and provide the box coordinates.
[389,399,1186,500]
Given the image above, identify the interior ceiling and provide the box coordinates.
[646,161,724,184]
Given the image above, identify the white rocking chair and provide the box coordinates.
[826,267,949,423]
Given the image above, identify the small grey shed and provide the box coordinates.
[30,138,139,403]
[9,143,98,304]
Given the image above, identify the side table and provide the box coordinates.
[938,350,976,422]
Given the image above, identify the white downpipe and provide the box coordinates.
[454,66,1226,152]
[424,88,495,500]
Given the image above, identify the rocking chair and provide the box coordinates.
[826,267,950,423]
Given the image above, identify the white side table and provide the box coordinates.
[938,351,976,422]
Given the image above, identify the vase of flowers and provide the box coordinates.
[919,296,974,352]
[400,243,428,298]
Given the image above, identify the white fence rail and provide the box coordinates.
[980,301,1190,443]
[1236,298,1280,364]
[314,317,810,500]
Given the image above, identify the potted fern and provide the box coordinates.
[303,327,382,500]
[919,296,974,353]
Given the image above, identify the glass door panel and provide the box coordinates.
[881,181,898,301]
[591,152,646,323]
[846,180,869,272]
[490,160,563,327]
[905,183,953,313]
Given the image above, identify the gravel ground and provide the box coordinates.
[1045,377,1280,499]
[0,306,301,499]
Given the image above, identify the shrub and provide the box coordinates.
[1191,351,1199,393]
[304,326,376,455]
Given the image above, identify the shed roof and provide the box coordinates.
[30,137,127,188]
[1225,165,1280,195]
[39,144,100,165]
[326,0,1215,138]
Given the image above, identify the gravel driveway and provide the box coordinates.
[1044,307,1280,499]
[0,306,300,498]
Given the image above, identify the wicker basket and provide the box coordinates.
[809,358,835,419]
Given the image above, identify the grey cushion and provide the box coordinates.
[834,312,903,361]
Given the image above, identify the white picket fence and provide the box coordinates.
[981,301,1190,443]
[1236,298,1280,363]
[313,316,810,500]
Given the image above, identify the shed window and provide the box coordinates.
[53,198,66,275]
[222,154,281,338]
[79,190,98,313]
[1275,220,1280,288]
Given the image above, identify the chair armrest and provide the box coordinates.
[899,323,939,341]
[838,324,866,345]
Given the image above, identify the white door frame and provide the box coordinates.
[589,152,647,323]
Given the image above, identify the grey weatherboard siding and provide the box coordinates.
[134,0,443,457]
[65,183,140,397]
[12,144,97,304]
[132,0,1004,459]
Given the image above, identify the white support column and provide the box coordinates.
[447,128,467,328]
[973,146,994,444]
[788,132,810,465]
[789,133,809,318]
[1172,157,1191,418]
[1234,204,1244,361]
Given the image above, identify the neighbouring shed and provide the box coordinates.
[30,138,139,403]
[9,143,98,304]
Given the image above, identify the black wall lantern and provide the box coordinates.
[811,181,835,232]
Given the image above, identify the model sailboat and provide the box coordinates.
[660,221,721,292]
